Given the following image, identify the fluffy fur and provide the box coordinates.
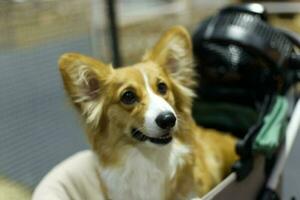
[58,26,238,200]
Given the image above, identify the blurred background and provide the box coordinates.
[0,0,299,199]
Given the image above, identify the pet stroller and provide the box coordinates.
[192,4,300,200]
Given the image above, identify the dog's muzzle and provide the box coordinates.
[131,128,172,145]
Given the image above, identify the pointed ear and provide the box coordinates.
[144,26,195,88]
[58,53,113,126]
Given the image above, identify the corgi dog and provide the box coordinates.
[58,26,238,200]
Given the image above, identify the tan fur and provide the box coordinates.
[58,26,238,199]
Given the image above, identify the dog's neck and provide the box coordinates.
[96,139,189,200]
[94,134,174,169]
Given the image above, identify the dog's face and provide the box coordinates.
[59,26,195,148]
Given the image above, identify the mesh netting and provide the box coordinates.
[0,0,96,193]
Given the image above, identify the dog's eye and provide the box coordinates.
[157,82,168,95]
[121,91,137,105]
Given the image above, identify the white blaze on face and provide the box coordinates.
[140,70,176,137]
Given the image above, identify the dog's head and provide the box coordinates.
[59,26,195,150]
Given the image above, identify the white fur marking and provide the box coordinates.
[140,70,176,137]
[99,140,190,200]
[100,145,171,200]
[170,140,190,177]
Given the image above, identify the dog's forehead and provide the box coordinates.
[135,61,164,81]
[114,61,163,85]
[113,65,145,86]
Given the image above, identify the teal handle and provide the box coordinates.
[253,96,288,156]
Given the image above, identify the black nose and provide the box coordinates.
[155,112,176,129]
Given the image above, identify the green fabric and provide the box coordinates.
[192,96,288,156]
[253,96,288,156]
[192,101,258,135]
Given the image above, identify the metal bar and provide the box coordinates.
[202,173,237,200]
[267,99,300,190]
[105,0,122,67]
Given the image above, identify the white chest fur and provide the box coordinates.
[99,141,189,200]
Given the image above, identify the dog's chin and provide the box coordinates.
[131,128,173,145]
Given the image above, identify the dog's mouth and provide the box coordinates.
[131,128,172,145]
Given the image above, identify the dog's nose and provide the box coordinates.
[155,112,176,129]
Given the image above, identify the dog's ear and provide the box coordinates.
[59,53,113,126]
[144,26,195,88]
